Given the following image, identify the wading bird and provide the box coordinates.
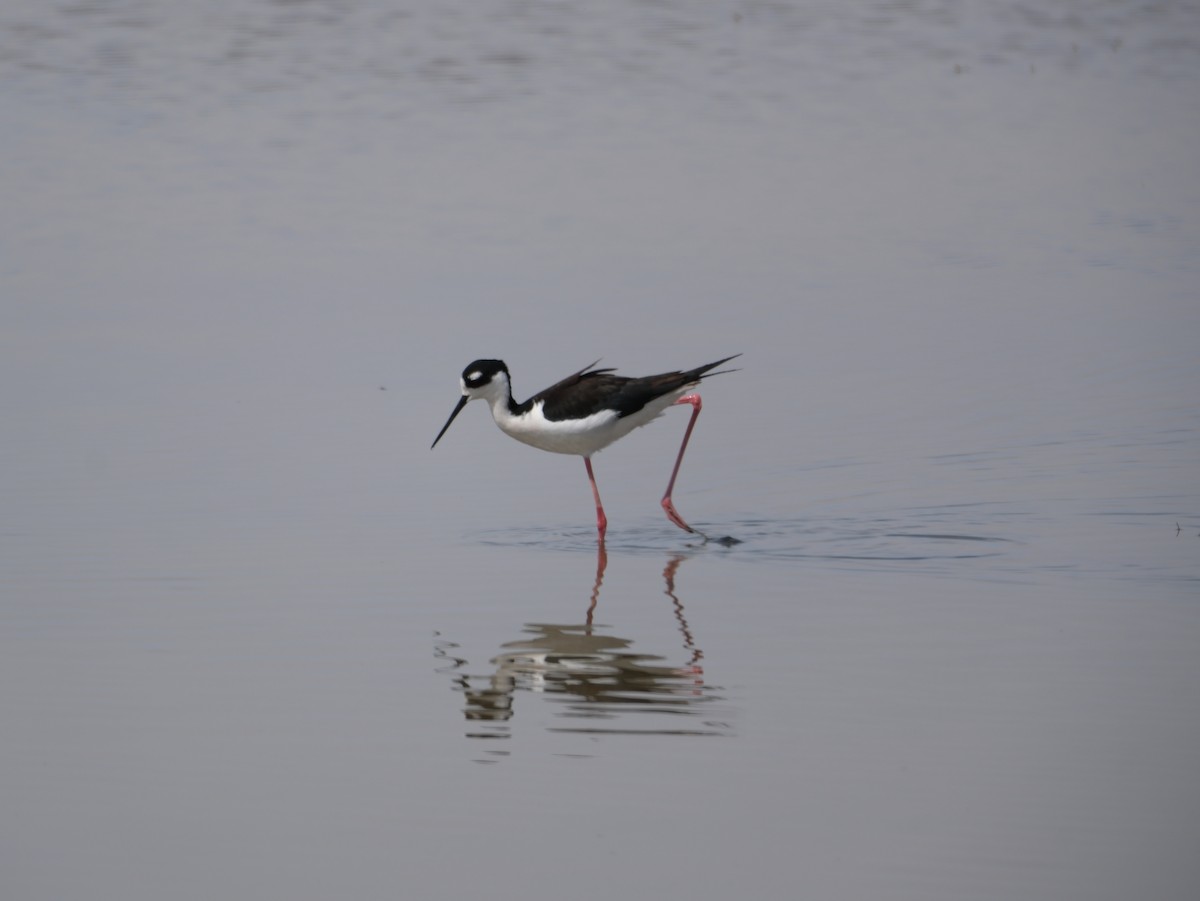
[431,356,739,540]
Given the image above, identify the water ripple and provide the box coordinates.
[474,512,1018,568]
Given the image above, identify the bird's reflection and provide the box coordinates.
[433,544,728,757]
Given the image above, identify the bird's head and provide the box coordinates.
[431,359,511,448]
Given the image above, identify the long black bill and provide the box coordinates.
[431,395,469,449]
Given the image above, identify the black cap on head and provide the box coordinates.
[461,359,508,389]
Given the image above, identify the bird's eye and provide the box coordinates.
[467,371,483,382]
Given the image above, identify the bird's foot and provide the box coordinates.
[662,497,712,541]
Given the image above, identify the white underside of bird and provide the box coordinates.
[488,388,692,456]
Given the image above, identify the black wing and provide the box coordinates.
[534,355,740,422]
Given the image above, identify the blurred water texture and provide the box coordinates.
[2,2,1199,900]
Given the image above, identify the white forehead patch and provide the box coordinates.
[467,370,483,382]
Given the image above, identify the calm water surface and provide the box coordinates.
[2,2,1199,900]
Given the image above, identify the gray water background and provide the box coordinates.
[2,2,1199,899]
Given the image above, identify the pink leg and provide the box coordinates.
[661,394,706,536]
[584,456,607,540]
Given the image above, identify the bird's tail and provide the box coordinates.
[692,354,742,380]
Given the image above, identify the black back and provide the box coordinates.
[527,355,740,422]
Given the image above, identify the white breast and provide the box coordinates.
[489,392,685,456]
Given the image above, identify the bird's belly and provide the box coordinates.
[499,408,644,456]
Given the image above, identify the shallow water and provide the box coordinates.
[3,2,1200,900]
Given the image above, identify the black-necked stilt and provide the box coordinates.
[431,355,740,540]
